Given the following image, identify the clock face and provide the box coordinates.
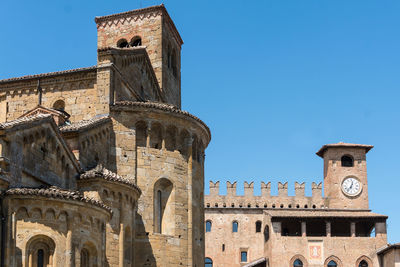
[341,177,362,196]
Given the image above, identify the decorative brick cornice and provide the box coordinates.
[79,164,141,194]
[111,101,211,141]
[95,4,183,46]
[4,186,112,214]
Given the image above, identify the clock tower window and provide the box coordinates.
[341,155,354,167]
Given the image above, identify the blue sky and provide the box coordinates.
[1,1,400,243]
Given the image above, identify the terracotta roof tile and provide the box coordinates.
[111,101,211,139]
[4,186,112,214]
[59,115,111,133]
[0,66,97,84]
[0,114,53,130]
[79,164,141,193]
[316,142,374,157]
[266,209,387,219]
[242,258,267,267]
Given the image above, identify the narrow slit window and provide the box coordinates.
[256,221,262,233]
[241,251,247,262]
[206,221,212,232]
[232,221,238,232]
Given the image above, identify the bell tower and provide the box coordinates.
[95,4,183,108]
[316,142,373,210]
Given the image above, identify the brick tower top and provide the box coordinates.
[317,142,373,210]
[95,5,183,108]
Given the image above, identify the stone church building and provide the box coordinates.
[0,5,210,267]
[0,4,398,267]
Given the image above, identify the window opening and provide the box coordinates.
[341,155,354,167]
[206,221,212,232]
[157,190,162,233]
[81,249,89,267]
[256,221,262,233]
[222,244,225,252]
[37,249,44,267]
[53,99,65,111]
[331,220,351,237]
[293,259,303,267]
[359,260,368,267]
[205,257,213,267]
[232,221,238,232]
[117,39,129,48]
[306,220,326,236]
[241,251,247,262]
[281,220,301,236]
[130,37,142,47]
[327,260,337,267]
[264,225,270,242]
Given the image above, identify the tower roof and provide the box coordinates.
[316,142,374,158]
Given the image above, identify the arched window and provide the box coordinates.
[256,221,262,233]
[294,259,303,267]
[206,221,212,232]
[341,155,354,167]
[117,38,129,48]
[157,190,162,233]
[205,257,213,267]
[232,221,238,232]
[327,260,337,267]
[37,249,44,267]
[26,235,55,267]
[80,248,89,267]
[154,178,174,235]
[53,99,65,111]
[264,225,270,242]
[359,260,368,267]
[130,36,142,47]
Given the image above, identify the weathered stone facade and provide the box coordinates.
[205,143,392,267]
[0,4,210,267]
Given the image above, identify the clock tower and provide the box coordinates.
[316,142,373,210]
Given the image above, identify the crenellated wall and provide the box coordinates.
[205,180,326,210]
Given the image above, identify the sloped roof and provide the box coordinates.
[0,114,80,170]
[0,66,96,84]
[316,142,374,157]
[79,164,141,193]
[242,257,267,267]
[0,114,52,130]
[112,101,211,140]
[59,115,111,133]
[4,186,112,214]
[266,209,387,219]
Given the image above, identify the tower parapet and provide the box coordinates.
[205,180,326,209]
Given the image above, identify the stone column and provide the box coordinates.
[146,123,151,148]
[66,215,73,267]
[161,127,166,150]
[351,222,356,237]
[119,201,125,267]
[186,135,194,267]
[301,221,307,237]
[326,221,331,237]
